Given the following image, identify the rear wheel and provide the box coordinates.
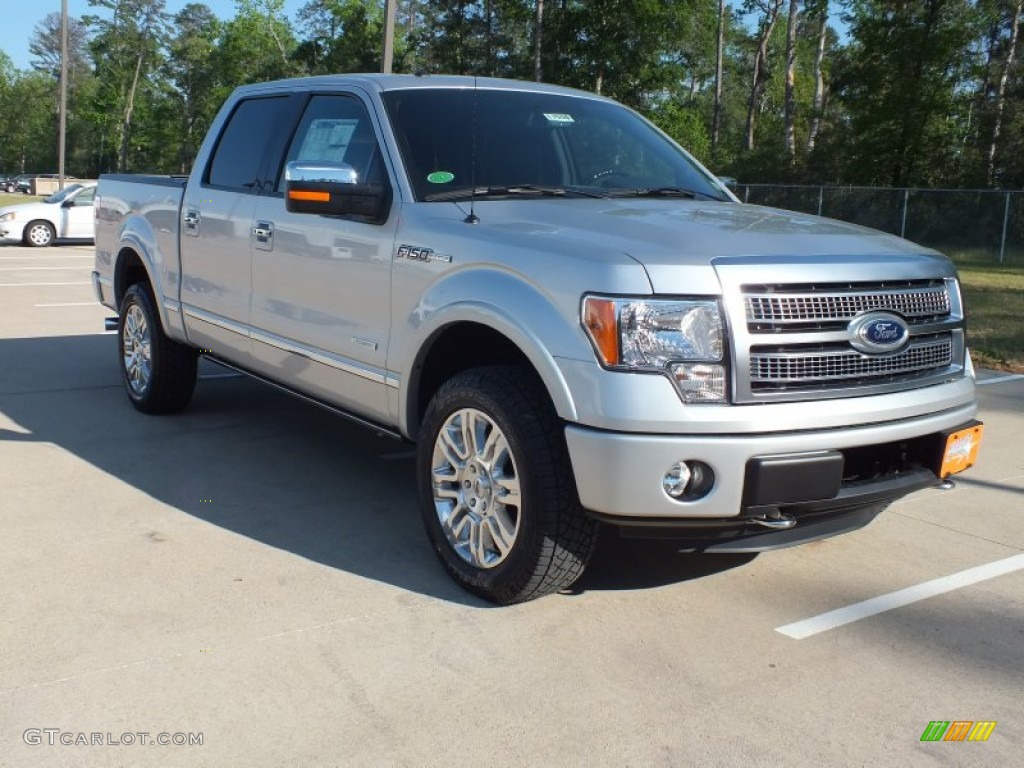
[118,283,198,414]
[418,366,598,604]
[24,221,55,247]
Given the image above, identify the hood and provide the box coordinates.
[464,198,953,293]
[0,200,53,220]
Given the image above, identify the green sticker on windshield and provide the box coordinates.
[427,171,455,184]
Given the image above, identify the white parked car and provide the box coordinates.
[0,183,96,247]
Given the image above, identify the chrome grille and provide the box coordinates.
[750,337,953,388]
[746,284,950,326]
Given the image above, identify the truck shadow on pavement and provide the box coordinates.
[0,334,754,605]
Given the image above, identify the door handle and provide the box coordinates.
[183,209,200,235]
[253,222,274,242]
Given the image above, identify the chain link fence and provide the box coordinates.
[736,184,1024,266]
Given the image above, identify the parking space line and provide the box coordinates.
[0,282,91,287]
[0,266,89,271]
[0,254,93,260]
[977,373,1024,386]
[775,553,1024,640]
[34,302,98,307]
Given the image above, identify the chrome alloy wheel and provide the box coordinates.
[122,304,152,395]
[431,408,522,569]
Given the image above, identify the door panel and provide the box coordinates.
[249,93,396,422]
[63,187,95,238]
[179,95,294,362]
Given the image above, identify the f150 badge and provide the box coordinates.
[848,312,910,353]
[396,244,452,264]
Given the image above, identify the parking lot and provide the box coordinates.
[0,243,1021,767]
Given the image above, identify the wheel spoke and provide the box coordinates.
[443,502,471,540]
[438,425,465,470]
[462,409,482,459]
[485,514,515,557]
[479,425,503,465]
[495,474,521,509]
[469,519,489,565]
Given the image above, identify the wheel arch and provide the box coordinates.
[113,247,152,307]
[110,226,185,342]
[403,313,578,440]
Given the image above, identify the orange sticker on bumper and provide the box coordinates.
[940,423,984,478]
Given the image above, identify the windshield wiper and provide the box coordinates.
[604,187,724,201]
[424,184,606,202]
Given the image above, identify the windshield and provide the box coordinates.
[43,184,83,204]
[381,88,728,202]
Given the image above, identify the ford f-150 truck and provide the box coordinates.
[93,74,982,604]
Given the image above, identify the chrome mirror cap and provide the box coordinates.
[285,161,358,185]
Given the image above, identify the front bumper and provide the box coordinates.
[0,222,26,242]
[565,404,978,536]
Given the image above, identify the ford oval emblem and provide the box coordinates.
[848,312,910,353]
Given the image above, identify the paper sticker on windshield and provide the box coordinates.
[543,113,575,125]
[427,171,455,184]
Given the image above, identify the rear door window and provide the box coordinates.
[205,96,294,192]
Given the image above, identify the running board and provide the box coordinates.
[199,353,405,442]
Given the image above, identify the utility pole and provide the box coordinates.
[383,0,397,73]
[58,0,69,188]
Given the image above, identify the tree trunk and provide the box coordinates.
[988,0,1022,186]
[712,0,725,153]
[533,0,544,82]
[806,1,828,152]
[485,0,494,75]
[119,51,144,173]
[745,1,782,152]
[783,0,800,161]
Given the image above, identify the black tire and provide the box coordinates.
[118,283,198,414]
[417,366,598,604]
[23,220,55,247]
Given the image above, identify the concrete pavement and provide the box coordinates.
[1,243,1020,766]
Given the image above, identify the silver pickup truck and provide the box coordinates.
[93,74,983,604]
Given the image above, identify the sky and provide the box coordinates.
[1,0,307,72]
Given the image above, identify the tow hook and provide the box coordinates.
[748,511,797,530]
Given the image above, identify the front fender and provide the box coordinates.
[393,269,604,437]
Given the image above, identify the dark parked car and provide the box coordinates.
[1,175,19,193]
[17,174,62,194]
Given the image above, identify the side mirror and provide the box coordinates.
[284,161,389,223]
[716,175,738,191]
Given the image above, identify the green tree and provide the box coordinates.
[213,0,301,97]
[831,0,981,186]
[86,0,170,172]
[165,4,223,171]
[295,0,389,74]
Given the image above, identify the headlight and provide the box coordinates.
[582,296,728,403]
[0,212,15,222]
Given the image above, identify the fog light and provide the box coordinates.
[662,460,715,501]
[669,363,727,403]
[663,461,692,498]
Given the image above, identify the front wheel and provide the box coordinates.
[417,366,598,604]
[118,283,198,414]
[24,221,55,247]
